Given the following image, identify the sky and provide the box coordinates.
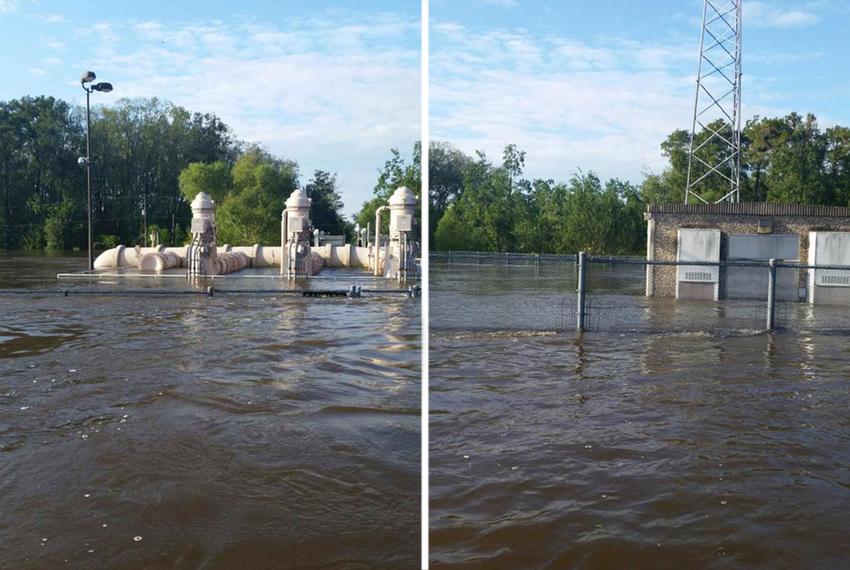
[3,0,850,211]
[431,0,850,186]
[0,0,420,218]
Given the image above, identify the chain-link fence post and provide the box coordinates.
[766,258,777,331]
[576,251,587,332]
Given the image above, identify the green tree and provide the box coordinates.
[44,199,78,250]
[355,143,421,235]
[215,147,298,245]
[428,142,471,241]
[178,161,232,204]
[0,96,83,250]
[742,116,790,201]
[432,144,646,255]
[305,170,352,236]
[434,204,488,251]
[91,98,236,245]
[825,126,850,206]
[761,113,827,204]
[443,147,526,252]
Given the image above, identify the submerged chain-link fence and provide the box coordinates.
[430,251,850,334]
[430,252,578,331]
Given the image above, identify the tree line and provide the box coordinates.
[0,95,410,251]
[432,112,850,255]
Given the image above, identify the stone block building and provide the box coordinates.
[645,203,850,302]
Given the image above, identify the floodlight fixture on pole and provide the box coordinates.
[80,70,114,271]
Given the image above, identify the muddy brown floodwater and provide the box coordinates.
[0,253,420,568]
[430,330,850,569]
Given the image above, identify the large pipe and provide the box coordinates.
[94,245,170,269]
[280,208,288,276]
[95,242,287,272]
[229,245,277,267]
[374,206,388,276]
[162,246,189,266]
[217,251,249,275]
[138,251,180,271]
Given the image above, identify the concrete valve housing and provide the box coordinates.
[280,188,323,279]
[377,185,417,281]
[187,192,217,277]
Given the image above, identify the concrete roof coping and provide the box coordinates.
[646,202,850,218]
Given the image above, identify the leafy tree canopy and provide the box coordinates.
[305,170,353,237]
[432,112,850,255]
[0,94,407,251]
[355,143,421,235]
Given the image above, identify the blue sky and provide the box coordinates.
[4,0,850,208]
[431,0,850,185]
[0,0,420,217]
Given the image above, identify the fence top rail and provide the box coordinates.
[773,262,850,271]
[431,251,577,258]
[433,251,850,271]
[590,257,850,270]
[593,257,770,268]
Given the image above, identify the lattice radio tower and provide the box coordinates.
[685,0,743,204]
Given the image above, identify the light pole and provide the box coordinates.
[79,71,113,271]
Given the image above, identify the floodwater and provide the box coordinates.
[430,330,850,569]
[431,260,850,333]
[0,253,420,568]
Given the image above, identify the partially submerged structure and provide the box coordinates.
[645,202,850,305]
[94,186,419,282]
[638,3,850,307]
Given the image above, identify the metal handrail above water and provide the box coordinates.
[0,286,418,298]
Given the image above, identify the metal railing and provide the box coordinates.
[0,284,421,298]
[430,251,850,334]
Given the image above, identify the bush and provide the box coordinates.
[44,200,76,251]
[96,234,121,249]
[22,228,46,250]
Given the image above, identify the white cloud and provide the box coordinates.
[44,56,63,65]
[28,67,46,76]
[431,21,787,184]
[42,13,64,23]
[45,39,65,49]
[746,1,820,28]
[0,0,19,14]
[83,13,419,216]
